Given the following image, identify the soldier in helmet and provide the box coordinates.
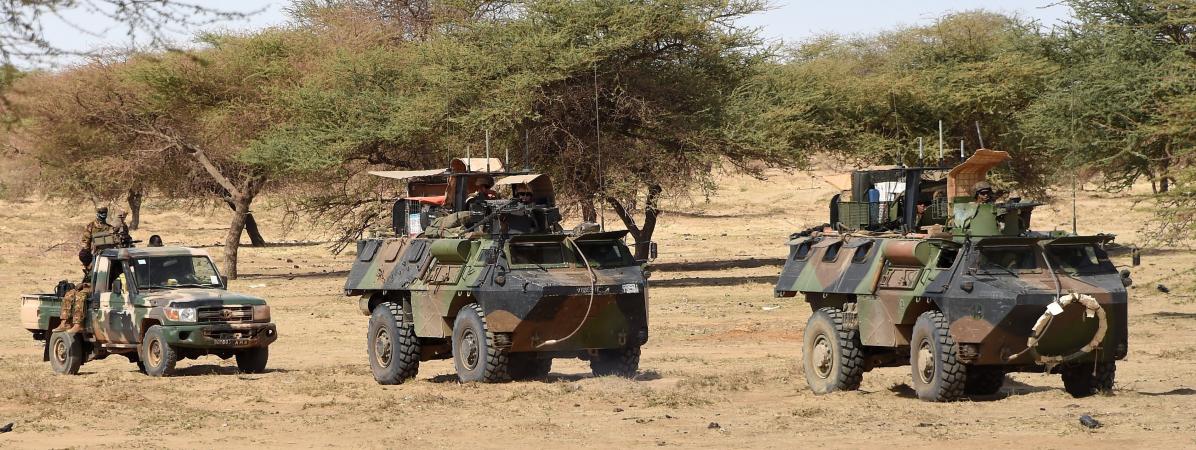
[973,181,997,204]
[463,176,500,211]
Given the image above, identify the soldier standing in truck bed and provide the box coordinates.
[82,207,114,253]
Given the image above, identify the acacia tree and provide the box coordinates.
[253,0,797,258]
[14,30,315,277]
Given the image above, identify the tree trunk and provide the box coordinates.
[224,200,266,246]
[1161,176,1170,193]
[223,194,252,279]
[126,188,143,230]
[606,184,662,261]
[580,198,597,223]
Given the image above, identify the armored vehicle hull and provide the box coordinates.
[775,150,1130,401]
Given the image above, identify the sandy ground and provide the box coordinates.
[1,169,1194,449]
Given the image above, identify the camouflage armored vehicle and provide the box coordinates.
[346,158,650,384]
[21,247,277,376]
[775,150,1129,401]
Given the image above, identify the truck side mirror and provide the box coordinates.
[648,242,658,262]
[220,275,229,288]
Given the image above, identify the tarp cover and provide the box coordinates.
[407,195,446,205]
[494,174,543,186]
[451,158,505,173]
[369,169,445,180]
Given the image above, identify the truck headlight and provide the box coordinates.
[253,305,271,322]
[165,307,197,322]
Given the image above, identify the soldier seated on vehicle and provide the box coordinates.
[82,207,114,253]
[52,250,94,333]
[148,235,164,247]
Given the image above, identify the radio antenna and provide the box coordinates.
[938,120,944,164]
[594,63,605,231]
[485,129,491,172]
[960,140,965,158]
[975,121,985,149]
[918,137,923,161]
[523,127,530,171]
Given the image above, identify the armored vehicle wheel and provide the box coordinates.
[1060,361,1115,398]
[590,345,641,378]
[452,303,509,383]
[909,311,965,402]
[368,301,421,384]
[801,307,863,394]
[509,353,553,380]
[48,331,83,375]
[964,366,1005,396]
[141,325,178,377]
[236,347,269,374]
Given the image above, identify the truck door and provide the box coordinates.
[95,258,137,344]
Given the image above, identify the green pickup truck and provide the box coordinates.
[20,246,278,376]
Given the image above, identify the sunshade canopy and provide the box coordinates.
[368,169,445,180]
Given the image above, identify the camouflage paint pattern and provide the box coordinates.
[21,246,276,361]
[776,152,1128,371]
[346,230,649,356]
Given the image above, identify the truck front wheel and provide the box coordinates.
[141,325,178,377]
[1060,361,1115,398]
[909,311,965,402]
[368,301,420,384]
[48,331,83,375]
[590,345,641,378]
[452,303,509,383]
[236,347,269,374]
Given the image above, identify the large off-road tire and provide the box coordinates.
[590,345,641,378]
[48,332,84,375]
[1060,361,1115,398]
[802,307,864,394]
[508,353,553,380]
[236,346,269,374]
[964,365,1005,396]
[452,303,509,383]
[140,325,178,377]
[910,311,966,402]
[368,301,421,384]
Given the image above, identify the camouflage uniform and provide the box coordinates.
[82,215,115,253]
[54,266,91,332]
[114,212,132,246]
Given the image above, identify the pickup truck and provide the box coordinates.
[20,246,278,376]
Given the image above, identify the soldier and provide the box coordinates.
[114,211,132,246]
[973,181,997,204]
[515,189,535,206]
[463,176,500,211]
[52,251,93,333]
[82,207,115,253]
[148,235,164,247]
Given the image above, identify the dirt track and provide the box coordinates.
[2,169,1194,449]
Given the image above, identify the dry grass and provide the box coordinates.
[0,170,1194,448]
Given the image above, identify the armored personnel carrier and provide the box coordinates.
[775,150,1129,401]
[345,158,650,384]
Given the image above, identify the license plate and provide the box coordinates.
[214,338,253,346]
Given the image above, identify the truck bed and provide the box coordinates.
[20,293,63,335]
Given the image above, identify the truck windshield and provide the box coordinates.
[509,242,568,267]
[977,246,1037,273]
[575,241,636,268]
[1046,245,1114,273]
[132,256,222,289]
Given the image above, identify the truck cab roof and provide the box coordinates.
[98,246,210,260]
